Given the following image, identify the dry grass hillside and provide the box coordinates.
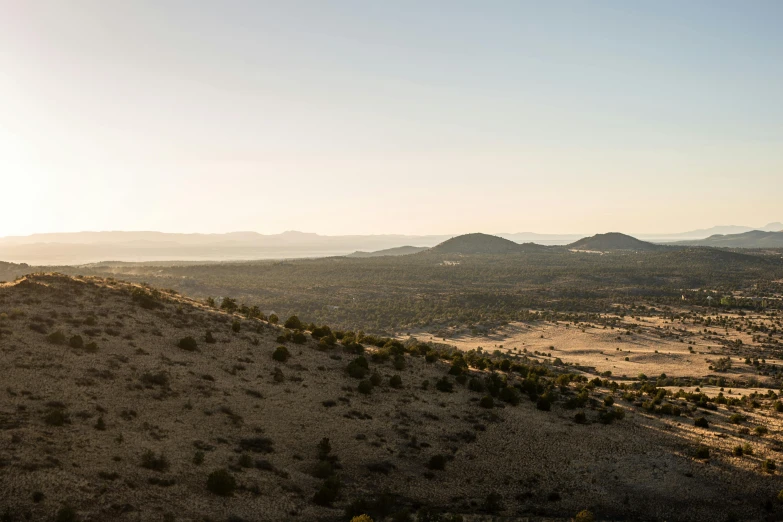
[2,274,783,522]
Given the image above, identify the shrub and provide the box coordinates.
[140,372,169,387]
[193,451,205,465]
[389,375,402,388]
[483,492,503,514]
[84,342,99,353]
[237,454,253,468]
[231,320,241,333]
[763,459,776,473]
[205,331,216,344]
[358,380,373,395]
[574,412,587,424]
[536,396,551,411]
[44,409,70,426]
[177,336,198,351]
[47,331,67,345]
[427,454,447,470]
[284,316,303,330]
[694,417,709,429]
[94,416,106,431]
[468,378,485,393]
[574,510,595,522]
[292,331,307,344]
[268,314,279,324]
[435,377,453,393]
[755,426,769,436]
[729,414,744,424]
[695,446,710,459]
[370,372,383,386]
[141,451,169,472]
[313,475,341,506]
[69,335,84,349]
[55,506,79,522]
[351,516,374,522]
[272,346,290,362]
[499,386,520,405]
[479,396,494,409]
[220,297,237,312]
[207,469,236,496]
[733,445,744,456]
[347,357,369,379]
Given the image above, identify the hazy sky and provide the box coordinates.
[2,1,782,236]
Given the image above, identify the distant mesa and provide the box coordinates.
[568,232,661,252]
[346,246,428,258]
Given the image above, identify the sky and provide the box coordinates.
[1,0,782,237]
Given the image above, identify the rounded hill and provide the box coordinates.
[568,232,660,251]
[430,233,522,254]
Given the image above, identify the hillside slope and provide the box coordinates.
[0,275,781,521]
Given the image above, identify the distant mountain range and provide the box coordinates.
[346,246,428,258]
[0,223,781,264]
[671,230,783,248]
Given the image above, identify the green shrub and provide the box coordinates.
[479,396,494,409]
[435,377,453,393]
[177,336,198,351]
[468,378,485,393]
[574,412,587,424]
[358,380,373,395]
[69,335,83,349]
[389,375,402,388]
[193,451,205,465]
[207,469,236,496]
[44,409,70,426]
[47,331,67,345]
[694,417,709,429]
[292,331,307,344]
[205,331,216,344]
[347,357,369,379]
[231,320,241,333]
[272,346,290,362]
[284,316,303,330]
[695,446,710,459]
[536,396,551,411]
[763,459,776,473]
[268,314,279,324]
[140,451,169,472]
[427,454,447,470]
[574,510,595,522]
[313,475,341,506]
[55,506,79,522]
[370,372,383,386]
[499,386,520,405]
